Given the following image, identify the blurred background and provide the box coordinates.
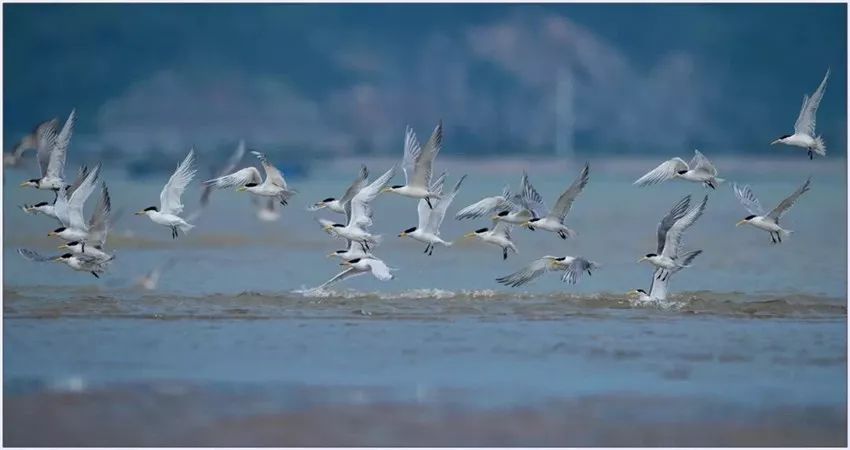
[4,3,847,174]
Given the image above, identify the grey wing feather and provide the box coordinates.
[733,183,766,216]
[402,126,421,185]
[656,195,691,255]
[662,195,708,260]
[549,162,589,222]
[560,257,596,285]
[496,257,553,288]
[47,109,76,180]
[88,182,111,247]
[410,121,442,189]
[634,157,688,186]
[318,267,364,289]
[35,119,58,177]
[339,165,369,205]
[767,177,811,221]
[520,171,548,218]
[18,248,56,262]
[648,269,668,300]
[66,165,90,198]
[427,174,466,233]
[689,150,716,175]
[795,68,829,136]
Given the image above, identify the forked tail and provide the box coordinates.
[811,136,827,156]
[178,222,195,234]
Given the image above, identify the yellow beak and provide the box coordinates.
[236,186,247,192]
[327,252,336,258]
[637,256,647,263]
[339,261,352,266]
[380,187,392,193]
[736,220,747,227]
[19,181,29,187]
[520,221,531,228]
[398,232,407,237]
[463,232,476,239]
[770,139,781,145]
[134,210,146,215]
[48,231,57,236]
[57,244,68,250]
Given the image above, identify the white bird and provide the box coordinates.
[5,118,57,168]
[634,150,724,189]
[772,68,830,160]
[734,178,811,244]
[327,239,375,262]
[462,221,518,260]
[135,149,197,239]
[204,150,296,205]
[309,165,369,214]
[18,248,113,278]
[520,163,590,240]
[21,109,74,192]
[455,185,515,220]
[21,165,90,220]
[317,257,394,289]
[496,255,598,287]
[47,164,104,244]
[321,166,396,250]
[492,171,547,225]
[639,195,707,281]
[398,174,466,255]
[382,122,443,208]
[53,182,112,257]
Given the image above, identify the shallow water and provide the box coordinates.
[3,156,847,445]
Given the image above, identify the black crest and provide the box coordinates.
[322,197,335,202]
[54,227,66,232]
[34,201,49,207]
[475,227,488,233]
[391,185,403,189]
[744,215,756,220]
[348,258,361,263]
[645,253,657,258]
[403,227,417,233]
[61,253,73,258]
[144,206,158,212]
[244,182,258,187]
[497,211,510,217]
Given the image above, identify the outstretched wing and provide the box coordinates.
[560,257,596,285]
[427,174,466,234]
[733,183,765,216]
[496,257,556,288]
[201,140,247,203]
[366,258,394,281]
[160,149,196,215]
[67,164,101,230]
[88,182,111,247]
[492,220,513,241]
[35,119,58,178]
[318,267,364,289]
[252,151,288,189]
[689,149,717,176]
[66,165,90,198]
[648,269,669,300]
[455,195,512,220]
[662,195,708,259]
[339,165,369,206]
[548,162,590,223]
[410,121,442,189]
[204,167,262,189]
[634,157,688,186]
[47,109,75,180]
[795,68,830,136]
[402,126,421,185]
[767,178,811,222]
[347,166,396,229]
[519,171,548,218]
[656,195,691,255]
[17,248,56,262]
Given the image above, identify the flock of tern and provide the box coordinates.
[9,68,830,300]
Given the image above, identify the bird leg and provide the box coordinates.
[808,150,813,160]
[425,197,433,209]
[171,226,178,239]
[558,230,567,240]
[777,232,782,243]
[502,248,508,260]
[705,180,716,190]
[429,245,434,256]
[770,232,776,244]
[360,242,369,253]
[91,271,100,279]
[423,244,431,254]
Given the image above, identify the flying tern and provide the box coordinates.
[734,178,811,244]
[520,163,590,240]
[135,149,197,239]
[496,255,598,287]
[772,68,830,159]
[204,150,296,205]
[639,195,707,281]
[634,150,724,189]
[398,174,466,255]
[382,122,443,208]
[309,165,369,214]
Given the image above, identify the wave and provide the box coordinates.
[4,286,845,320]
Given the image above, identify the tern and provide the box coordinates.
[520,163,590,240]
[135,149,197,239]
[20,109,74,192]
[629,264,678,302]
[187,140,246,223]
[52,181,111,256]
[734,178,811,244]
[47,165,107,246]
[634,150,724,189]
[5,119,57,168]
[18,248,113,278]
[772,68,829,159]
[136,258,177,290]
[309,165,369,214]
[204,150,296,205]
[317,257,394,289]
[321,166,396,250]
[21,165,89,220]
[638,195,707,281]
[328,239,375,262]
[382,122,443,208]
[496,255,598,287]
[462,221,518,260]
[398,174,466,255]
